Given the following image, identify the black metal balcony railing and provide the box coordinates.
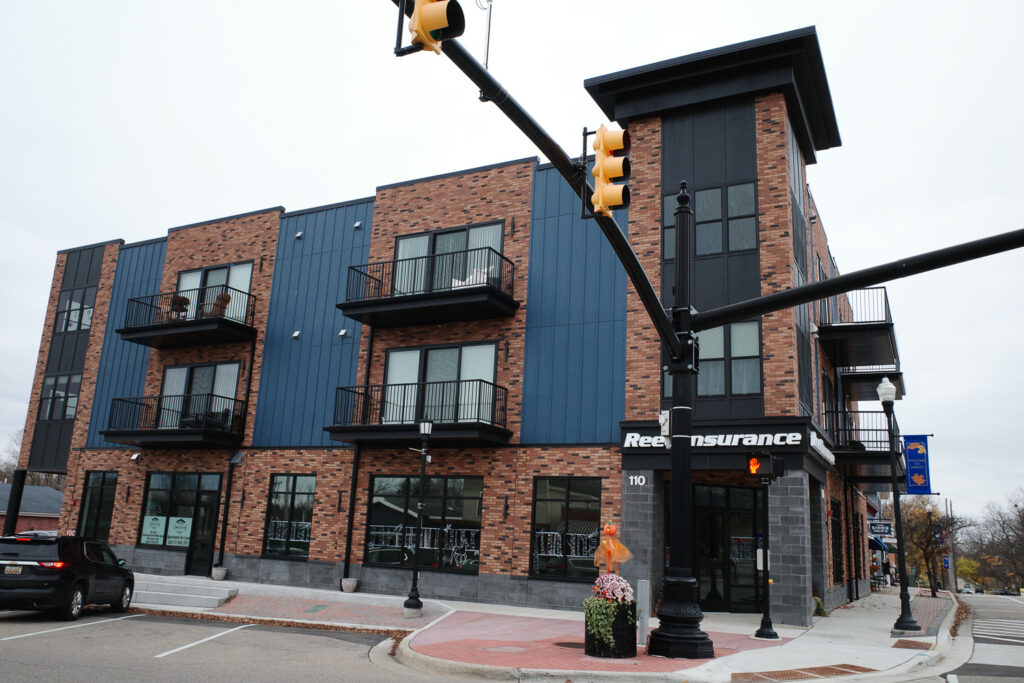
[345,247,514,303]
[825,410,900,452]
[818,286,892,327]
[333,380,508,428]
[107,393,245,435]
[122,285,256,329]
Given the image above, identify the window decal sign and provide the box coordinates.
[165,516,193,547]
[902,435,932,495]
[140,515,166,545]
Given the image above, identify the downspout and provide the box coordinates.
[343,325,374,583]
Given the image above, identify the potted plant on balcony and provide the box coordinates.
[583,522,636,658]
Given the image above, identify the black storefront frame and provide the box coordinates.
[261,473,317,561]
[528,476,603,582]
[136,471,222,550]
[363,474,484,575]
[77,470,119,542]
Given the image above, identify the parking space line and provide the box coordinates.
[1,614,145,641]
[153,623,252,658]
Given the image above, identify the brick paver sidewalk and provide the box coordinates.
[908,590,953,635]
[408,610,788,673]
[210,593,446,630]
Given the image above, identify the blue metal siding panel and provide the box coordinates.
[251,200,372,447]
[86,240,166,448]
[521,167,627,444]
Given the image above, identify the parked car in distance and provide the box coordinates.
[960,585,974,594]
[0,535,134,620]
[993,588,1015,595]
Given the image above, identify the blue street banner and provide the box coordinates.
[903,434,932,494]
[943,555,950,569]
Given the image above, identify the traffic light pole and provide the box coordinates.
[755,473,779,639]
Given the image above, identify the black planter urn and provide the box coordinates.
[584,601,638,658]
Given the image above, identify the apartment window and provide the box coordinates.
[78,471,118,542]
[55,286,97,333]
[384,343,496,424]
[366,476,483,573]
[175,262,252,321]
[689,184,757,256]
[158,362,239,430]
[531,477,601,580]
[394,222,503,295]
[263,474,316,559]
[695,322,761,397]
[38,374,82,421]
[139,473,221,548]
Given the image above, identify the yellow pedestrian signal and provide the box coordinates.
[591,124,631,217]
[409,0,466,55]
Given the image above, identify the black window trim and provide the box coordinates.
[136,471,222,550]
[261,472,318,561]
[363,474,484,575]
[77,470,119,542]
[392,220,506,261]
[175,260,255,293]
[528,475,603,583]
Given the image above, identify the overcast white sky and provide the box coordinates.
[2,1,1022,520]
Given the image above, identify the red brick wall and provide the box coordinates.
[142,209,281,445]
[622,117,663,421]
[756,93,800,417]
[357,161,535,441]
[18,254,66,469]
[0,515,59,534]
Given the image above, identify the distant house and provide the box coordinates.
[0,484,63,533]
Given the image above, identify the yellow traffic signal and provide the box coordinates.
[591,124,631,217]
[409,0,466,55]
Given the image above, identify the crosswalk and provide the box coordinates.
[973,619,1024,646]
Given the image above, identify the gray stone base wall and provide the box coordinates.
[224,554,341,590]
[111,544,187,575]
[823,583,847,613]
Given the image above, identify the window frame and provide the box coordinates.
[54,286,97,334]
[176,260,255,295]
[78,471,119,542]
[393,220,505,261]
[136,472,222,550]
[37,373,83,422]
[364,474,484,575]
[529,476,603,582]
[261,473,317,560]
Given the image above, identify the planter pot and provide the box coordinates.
[210,566,228,581]
[341,578,359,593]
[584,601,637,658]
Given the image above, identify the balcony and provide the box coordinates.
[116,285,257,348]
[817,287,904,401]
[100,393,246,449]
[326,379,512,446]
[824,410,905,490]
[339,247,519,327]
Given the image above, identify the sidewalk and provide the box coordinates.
[131,575,963,682]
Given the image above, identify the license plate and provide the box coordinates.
[4,565,21,575]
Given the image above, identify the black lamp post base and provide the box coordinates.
[754,616,779,639]
[893,611,921,632]
[647,574,715,659]
[404,589,423,618]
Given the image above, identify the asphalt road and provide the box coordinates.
[945,592,1024,682]
[0,609,458,682]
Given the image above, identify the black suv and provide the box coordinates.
[0,535,134,620]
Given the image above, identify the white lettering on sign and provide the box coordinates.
[623,432,803,448]
[628,475,647,486]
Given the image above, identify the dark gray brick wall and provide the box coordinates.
[620,469,664,617]
[768,471,812,627]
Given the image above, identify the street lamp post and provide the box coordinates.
[648,182,715,658]
[926,506,938,597]
[404,419,432,619]
[877,377,921,632]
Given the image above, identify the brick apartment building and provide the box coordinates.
[14,28,906,626]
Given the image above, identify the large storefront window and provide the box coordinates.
[263,474,316,559]
[138,473,221,548]
[78,471,118,541]
[366,476,482,573]
[531,477,601,580]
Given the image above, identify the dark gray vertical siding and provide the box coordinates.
[251,200,372,447]
[520,166,626,444]
[86,239,166,448]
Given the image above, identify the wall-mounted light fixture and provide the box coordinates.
[353,221,362,230]
[130,453,141,462]
[292,330,301,339]
[338,329,348,337]
[295,231,303,239]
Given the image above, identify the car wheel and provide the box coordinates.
[62,585,85,621]
[111,583,133,612]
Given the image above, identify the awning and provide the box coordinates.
[868,535,888,552]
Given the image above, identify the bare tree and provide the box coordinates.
[900,496,972,595]
[965,489,1024,592]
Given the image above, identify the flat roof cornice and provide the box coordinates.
[583,26,840,164]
